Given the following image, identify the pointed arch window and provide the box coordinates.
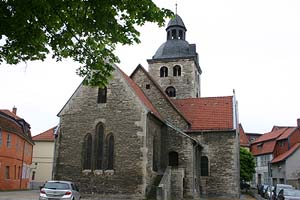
[97,87,107,103]
[82,133,92,170]
[201,156,209,176]
[165,86,176,97]
[173,65,181,76]
[168,151,179,166]
[95,123,104,169]
[160,66,168,77]
[106,134,114,170]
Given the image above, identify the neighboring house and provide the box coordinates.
[0,107,34,190]
[271,143,300,189]
[271,120,300,188]
[30,127,56,189]
[54,15,240,199]
[240,124,250,150]
[251,120,300,188]
[246,132,262,144]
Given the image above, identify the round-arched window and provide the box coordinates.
[165,86,176,97]
[160,66,168,77]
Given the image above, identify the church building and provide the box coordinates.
[54,15,240,199]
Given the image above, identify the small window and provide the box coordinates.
[146,84,150,89]
[201,156,209,176]
[171,29,176,39]
[5,166,10,179]
[97,87,107,103]
[179,30,183,39]
[160,66,168,77]
[173,65,181,76]
[165,86,176,97]
[167,31,171,40]
[169,151,179,166]
[7,133,11,148]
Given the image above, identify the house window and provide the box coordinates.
[106,134,114,170]
[97,87,107,103]
[5,166,10,179]
[257,143,263,150]
[160,66,168,77]
[201,156,209,176]
[165,86,176,97]
[168,151,179,166]
[7,133,11,148]
[173,65,181,76]
[82,133,92,170]
[95,123,104,169]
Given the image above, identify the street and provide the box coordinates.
[0,190,40,200]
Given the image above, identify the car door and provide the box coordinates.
[71,183,80,200]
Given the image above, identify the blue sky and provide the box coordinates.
[1,0,300,135]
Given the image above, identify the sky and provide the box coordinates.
[1,0,300,135]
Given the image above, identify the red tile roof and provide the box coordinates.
[0,109,21,120]
[271,143,300,163]
[252,140,277,156]
[277,127,297,140]
[252,128,288,144]
[173,96,234,131]
[33,127,56,141]
[239,124,250,147]
[118,68,162,120]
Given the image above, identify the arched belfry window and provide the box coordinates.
[169,151,179,167]
[201,156,209,176]
[173,65,181,76]
[82,133,92,170]
[95,123,104,169]
[97,87,107,103]
[160,66,168,77]
[106,134,114,170]
[165,86,176,97]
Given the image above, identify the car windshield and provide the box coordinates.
[44,182,70,190]
[284,189,296,196]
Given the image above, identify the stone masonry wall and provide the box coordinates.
[148,59,201,99]
[131,67,188,130]
[55,69,150,199]
[192,131,239,198]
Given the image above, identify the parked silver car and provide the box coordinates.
[39,180,81,200]
[273,184,294,200]
[277,189,300,200]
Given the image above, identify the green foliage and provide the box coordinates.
[0,0,173,87]
[240,147,256,182]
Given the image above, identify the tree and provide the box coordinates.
[0,0,172,87]
[240,147,255,182]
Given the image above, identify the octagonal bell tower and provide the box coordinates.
[147,15,202,99]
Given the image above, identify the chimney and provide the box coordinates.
[297,118,300,127]
[12,106,17,115]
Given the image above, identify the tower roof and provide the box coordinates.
[166,14,187,31]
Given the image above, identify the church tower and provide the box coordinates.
[147,15,202,99]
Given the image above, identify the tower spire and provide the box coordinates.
[175,1,178,15]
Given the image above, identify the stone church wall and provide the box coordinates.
[192,131,240,198]
[131,67,188,130]
[54,70,152,199]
